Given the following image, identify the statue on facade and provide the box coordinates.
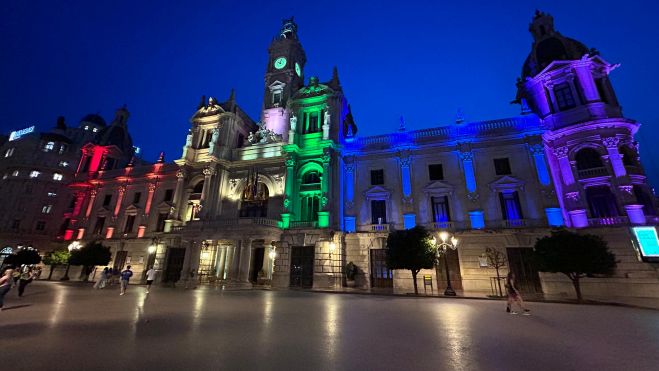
[182,129,193,157]
[290,115,297,130]
[248,123,282,145]
[208,127,220,154]
[322,110,331,140]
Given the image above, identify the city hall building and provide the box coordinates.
[27,13,659,298]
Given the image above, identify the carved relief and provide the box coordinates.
[553,146,569,158]
[467,192,480,202]
[285,158,296,167]
[618,185,633,195]
[529,143,545,155]
[602,137,620,148]
[459,151,473,161]
[565,192,580,202]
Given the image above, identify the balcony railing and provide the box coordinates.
[577,167,609,178]
[181,218,280,232]
[358,224,391,232]
[427,221,456,230]
[500,219,528,228]
[588,216,629,227]
[289,221,317,229]
[624,165,643,175]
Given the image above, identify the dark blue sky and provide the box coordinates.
[2,1,659,186]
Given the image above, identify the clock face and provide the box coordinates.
[295,62,301,77]
[274,57,287,70]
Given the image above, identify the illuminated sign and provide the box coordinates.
[9,126,35,141]
[632,226,659,261]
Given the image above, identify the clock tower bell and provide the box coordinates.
[263,17,306,110]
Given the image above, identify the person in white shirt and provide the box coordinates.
[145,268,156,293]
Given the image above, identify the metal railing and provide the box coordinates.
[289,221,318,229]
[588,216,629,227]
[358,224,390,232]
[577,167,609,178]
[428,221,456,230]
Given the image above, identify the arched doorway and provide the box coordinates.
[0,247,13,266]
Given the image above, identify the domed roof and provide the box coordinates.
[80,114,107,127]
[96,124,134,155]
[521,11,591,78]
[522,36,589,78]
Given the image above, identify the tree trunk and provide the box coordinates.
[47,265,55,280]
[495,268,502,297]
[570,275,583,303]
[412,270,419,295]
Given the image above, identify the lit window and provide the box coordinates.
[58,161,69,167]
[43,142,55,152]
[41,205,53,214]
[92,127,98,133]
[12,170,19,177]
[59,144,67,154]
[53,172,63,181]
[4,148,15,157]
[47,191,57,197]
[84,125,89,130]
[29,170,40,178]
[2,173,7,180]
[35,221,46,231]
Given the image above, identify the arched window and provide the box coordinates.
[192,181,204,194]
[575,148,604,170]
[620,146,639,167]
[303,171,321,184]
[240,183,269,218]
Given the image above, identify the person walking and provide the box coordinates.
[145,267,156,294]
[0,265,15,311]
[11,267,21,287]
[505,271,530,315]
[94,267,109,289]
[119,265,133,295]
[17,265,34,297]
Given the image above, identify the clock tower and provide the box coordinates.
[263,17,306,110]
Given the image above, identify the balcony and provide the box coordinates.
[577,167,609,179]
[358,224,391,232]
[588,216,629,227]
[500,219,528,228]
[181,217,280,232]
[289,221,318,229]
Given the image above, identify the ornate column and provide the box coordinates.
[574,58,599,103]
[318,150,332,228]
[200,166,215,218]
[282,156,296,228]
[145,182,157,216]
[172,170,186,219]
[85,189,98,218]
[72,191,86,217]
[459,151,477,194]
[603,137,626,178]
[343,157,356,232]
[529,144,551,186]
[399,151,415,228]
[114,185,127,217]
[552,146,575,185]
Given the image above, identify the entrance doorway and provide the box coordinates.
[290,246,314,288]
[113,251,128,271]
[435,249,463,291]
[506,248,542,294]
[250,247,265,283]
[163,248,186,284]
[370,249,393,288]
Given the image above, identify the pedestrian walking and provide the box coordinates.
[184,268,197,289]
[119,265,133,295]
[145,267,156,293]
[0,264,15,311]
[11,268,21,287]
[17,265,35,297]
[94,267,109,289]
[505,271,530,315]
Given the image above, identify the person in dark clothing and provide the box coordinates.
[17,266,34,297]
[505,271,531,315]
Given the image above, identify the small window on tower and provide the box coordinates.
[428,164,444,181]
[103,194,112,207]
[164,189,174,202]
[371,169,385,185]
[494,158,512,175]
[272,91,282,106]
[133,192,142,204]
[554,83,576,111]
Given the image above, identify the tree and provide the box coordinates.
[42,249,71,280]
[68,241,112,281]
[533,229,617,302]
[386,226,436,295]
[4,248,42,266]
[485,247,507,297]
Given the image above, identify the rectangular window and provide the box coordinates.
[431,196,451,223]
[370,169,384,185]
[156,212,168,232]
[371,200,387,224]
[554,83,576,111]
[35,221,46,231]
[428,164,444,181]
[237,134,245,148]
[124,215,136,234]
[272,91,282,105]
[53,172,63,181]
[43,141,55,152]
[104,158,116,170]
[11,219,21,230]
[58,161,69,167]
[499,191,523,220]
[41,204,53,214]
[4,148,15,157]
[133,192,141,204]
[47,191,57,197]
[595,78,609,104]
[304,111,320,134]
[29,170,40,178]
[93,216,106,235]
[103,194,112,207]
[163,189,174,202]
[494,158,512,175]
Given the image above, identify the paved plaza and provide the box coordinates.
[1,282,658,371]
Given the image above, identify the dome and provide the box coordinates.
[96,124,134,155]
[522,36,589,78]
[80,114,107,127]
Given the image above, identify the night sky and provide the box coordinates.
[2,1,659,186]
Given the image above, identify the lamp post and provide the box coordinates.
[432,231,459,296]
[268,243,277,280]
[61,241,82,281]
[147,237,160,270]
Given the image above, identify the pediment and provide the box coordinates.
[269,80,286,91]
[364,185,391,200]
[489,175,525,191]
[125,204,142,214]
[156,201,174,211]
[423,180,454,195]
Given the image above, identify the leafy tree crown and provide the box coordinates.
[386,226,436,271]
[534,229,616,277]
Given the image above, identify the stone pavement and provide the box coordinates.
[1,281,659,371]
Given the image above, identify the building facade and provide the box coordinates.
[34,14,659,298]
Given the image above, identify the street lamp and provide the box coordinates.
[61,241,82,281]
[268,244,277,280]
[432,231,459,296]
